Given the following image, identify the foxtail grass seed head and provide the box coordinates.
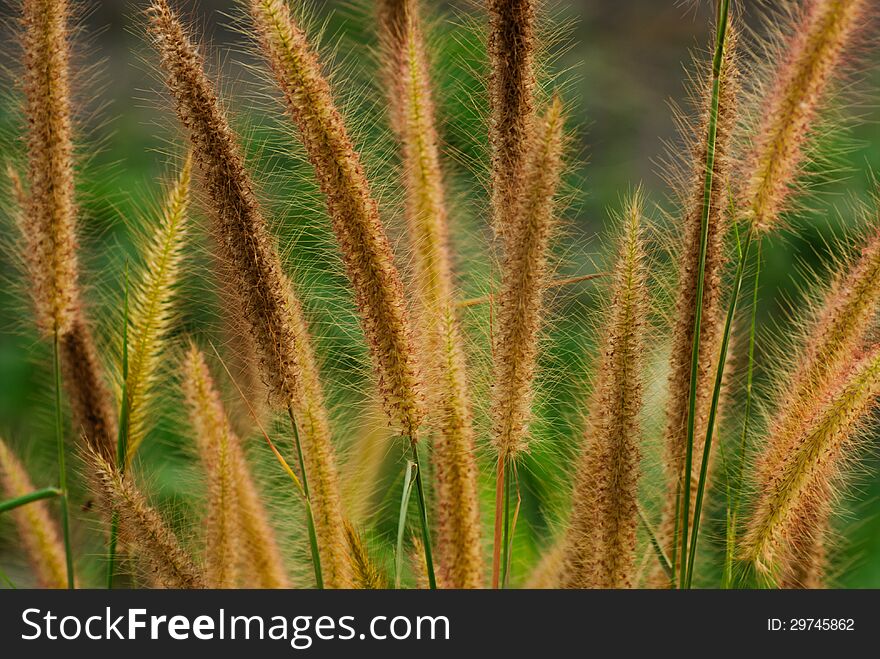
[742,0,868,231]
[759,226,880,511]
[743,345,880,575]
[148,0,350,588]
[248,0,424,437]
[378,0,483,589]
[490,94,565,462]
[561,191,648,589]
[0,438,68,589]
[126,155,191,461]
[88,447,206,589]
[18,0,118,464]
[21,0,79,335]
[183,345,241,588]
[488,0,537,249]
[344,521,387,589]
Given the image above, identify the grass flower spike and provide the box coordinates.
[147,0,349,588]
[248,0,424,437]
[125,155,192,460]
[88,447,206,589]
[378,0,483,589]
[742,0,868,231]
[488,0,537,248]
[560,192,647,589]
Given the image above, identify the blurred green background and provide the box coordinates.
[1,0,880,587]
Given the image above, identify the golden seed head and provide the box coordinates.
[744,345,880,574]
[87,446,206,589]
[21,0,80,335]
[490,94,566,462]
[561,191,648,589]
[249,0,424,436]
[488,0,538,248]
[742,0,867,232]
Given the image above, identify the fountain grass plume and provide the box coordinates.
[248,0,424,437]
[87,446,206,589]
[741,0,869,232]
[147,0,349,588]
[743,344,880,575]
[125,155,191,461]
[378,0,483,589]
[560,191,648,589]
[488,0,537,249]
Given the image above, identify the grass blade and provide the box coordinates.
[0,487,62,514]
[395,460,417,589]
[678,0,730,589]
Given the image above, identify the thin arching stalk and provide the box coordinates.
[677,0,730,589]
[108,263,130,589]
[287,405,324,590]
[0,487,61,513]
[723,237,762,588]
[52,328,74,589]
[686,224,754,588]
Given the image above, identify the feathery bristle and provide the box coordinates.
[490,94,566,461]
[655,24,740,583]
[248,0,424,437]
[742,0,867,231]
[560,191,647,589]
[147,0,349,587]
[21,0,79,335]
[743,345,880,574]
[0,438,68,588]
[488,0,537,248]
[183,345,289,588]
[378,0,482,589]
[344,521,387,589]
[88,447,206,589]
[126,155,191,460]
[183,345,241,588]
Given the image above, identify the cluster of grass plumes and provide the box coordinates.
[2,0,880,591]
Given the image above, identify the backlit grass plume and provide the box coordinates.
[378,0,483,589]
[88,447,206,589]
[20,0,117,463]
[488,0,537,248]
[743,223,880,583]
[560,191,647,589]
[21,0,79,337]
[183,344,289,589]
[183,345,241,589]
[741,0,869,231]
[147,0,350,588]
[743,345,880,577]
[248,0,424,437]
[125,155,192,461]
[490,94,565,463]
[0,438,68,589]
[345,521,387,589]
